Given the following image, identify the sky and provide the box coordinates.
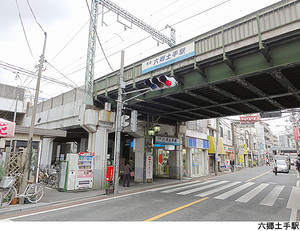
[1,0,294,133]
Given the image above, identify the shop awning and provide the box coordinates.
[208,136,226,155]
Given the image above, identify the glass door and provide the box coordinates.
[157,149,169,177]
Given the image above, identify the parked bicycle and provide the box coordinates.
[38,168,49,184]
[47,167,59,189]
[0,173,44,208]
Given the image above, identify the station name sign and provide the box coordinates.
[142,42,195,74]
[155,136,180,146]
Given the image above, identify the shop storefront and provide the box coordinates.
[153,136,180,178]
[186,137,209,177]
[208,136,226,173]
[224,145,234,169]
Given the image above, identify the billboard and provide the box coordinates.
[0,118,16,138]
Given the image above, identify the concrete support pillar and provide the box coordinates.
[169,147,182,179]
[40,138,54,167]
[80,138,88,152]
[134,138,145,183]
[187,148,192,178]
[87,125,110,189]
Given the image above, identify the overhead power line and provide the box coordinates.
[15,0,36,65]
[0,60,84,92]
[26,0,46,33]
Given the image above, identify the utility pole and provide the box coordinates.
[9,93,19,152]
[113,50,125,194]
[20,32,47,204]
[215,118,219,176]
[292,110,299,156]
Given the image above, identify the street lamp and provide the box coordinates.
[148,124,161,136]
[148,128,155,136]
[153,124,161,133]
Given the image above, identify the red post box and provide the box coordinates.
[106,166,114,181]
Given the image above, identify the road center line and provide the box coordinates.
[245,169,272,182]
[144,197,209,222]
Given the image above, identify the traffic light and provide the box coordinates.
[144,75,177,90]
[121,115,130,128]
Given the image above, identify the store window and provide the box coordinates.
[220,126,224,138]
[157,149,169,177]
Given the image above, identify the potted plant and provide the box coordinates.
[103,181,114,195]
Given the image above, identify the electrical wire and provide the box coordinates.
[26,0,45,33]
[0,60,84,92]
[45,61,79,87]
[15,0,36,65]
[170,0,231,27]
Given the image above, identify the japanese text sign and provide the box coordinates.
[142,42,195,74]
[155,136,180,145]
[0,119,15,138]
[240,116,260,123]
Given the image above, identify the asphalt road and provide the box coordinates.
[5,165,300,222]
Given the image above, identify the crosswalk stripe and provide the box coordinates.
[235,183,269,203]
[214,182,255,200]
[177,181,228,195]
[260,185,285,206]
[161,180,216,193]
[147,180,206,192]
[195,181,241,197]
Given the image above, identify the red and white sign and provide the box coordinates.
[293,126,299,141]
[146,156,153,179]
[0,118,15,138]
[240,116,260,123]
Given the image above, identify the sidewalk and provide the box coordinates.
[0,171,232,216]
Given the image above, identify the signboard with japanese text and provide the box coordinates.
[142,42,195,74]
[0,118,15,138]
[188,137,209,149]
[293,126,299,140]
[240,116,260,123]
[146,156,153,180]
[155,136,180,146]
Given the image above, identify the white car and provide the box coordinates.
[274,159,289,173]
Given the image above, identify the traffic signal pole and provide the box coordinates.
[215,118,219,176]
[113,50,125,194]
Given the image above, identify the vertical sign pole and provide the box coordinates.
[113,50,124,194]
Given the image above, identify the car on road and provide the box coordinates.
[273,159,289,173]
[274,155,291,170]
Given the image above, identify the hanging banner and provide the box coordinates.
[293,126,299,141]
[146,156,153,180]
[0,118,16,138]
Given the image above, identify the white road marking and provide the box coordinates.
[147,180,206,192]
[177,181,228,195]
[161,180,216,193]
[195,181,241,197]
[260,185,285,206]
[287,187,300,221]
[235,183,269,203]
[214,182,254,200]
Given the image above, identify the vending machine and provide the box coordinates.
[66,152,94,190]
